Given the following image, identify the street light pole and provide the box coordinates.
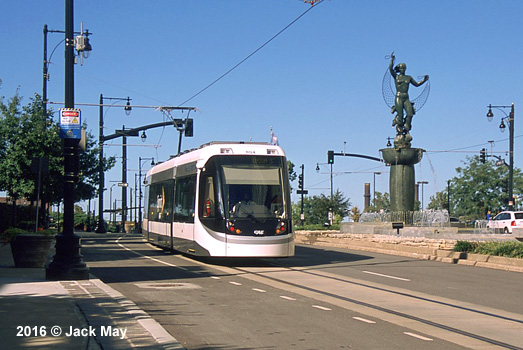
[95,95,131,233]
[373,172,381,208]
[46,0,89,281]
[138,157,154,233]
[486,103,515,210]
[417,181,428,210]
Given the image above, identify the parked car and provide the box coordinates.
[486,211,523,233]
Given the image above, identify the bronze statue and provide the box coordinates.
[384,52,429,147]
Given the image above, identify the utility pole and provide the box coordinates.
[296,164,308,225]
[46,0,89,281]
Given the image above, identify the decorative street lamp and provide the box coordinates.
[95,95,132,233]
[486,103,515,210]
[417,181,428,210]
[138,157,154,233]
[46,0,90,280]
[373,172,381,208]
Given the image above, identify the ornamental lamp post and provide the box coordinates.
[95,95,132,233]
[138,157,155,233]
[417,181,428,210]
[486,103,515,210]
[373,172,381,209]
[46,0,90,280]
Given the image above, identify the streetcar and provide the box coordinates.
[142,141,294,257]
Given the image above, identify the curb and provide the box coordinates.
[295,232,523,273]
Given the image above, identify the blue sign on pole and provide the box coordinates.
[59,108,82,139]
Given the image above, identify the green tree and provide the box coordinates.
[348,206,361,222]
[292,189,351,225]
[0,92,59,201]
[364,191,390,212]
[427,190,449,211]
[435,155,523,219]
[0,90,115,205]
[287,160,297,190]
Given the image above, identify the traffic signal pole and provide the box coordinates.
[297,164,307,225]
[326,150,383,201]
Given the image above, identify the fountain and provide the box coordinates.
[380,52,430,217]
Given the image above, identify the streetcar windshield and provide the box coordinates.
[220,157,288,220]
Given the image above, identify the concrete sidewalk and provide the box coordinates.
[0,239,185,350]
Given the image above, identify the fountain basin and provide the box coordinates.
[380,148,424,165]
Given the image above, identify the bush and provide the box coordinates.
[453,241,478,253]
[454,241,523,258]
[1,227,56,244]
[295,223,340,231]
[1,228,27,244]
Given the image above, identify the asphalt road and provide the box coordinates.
[81,234,523,350]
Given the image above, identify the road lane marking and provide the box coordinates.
[117,237,180,267]
[252,288,266,293]
[211,276,221,280]
[229,281,242,286]
[403,332,433,341]
[362,271,411,282]
[280,296,296,301]
[353,317,376,324]
[312,305,332,311]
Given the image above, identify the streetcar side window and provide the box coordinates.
[174,175,196,223]
[148,183,161,221]
[201,175,216,218]
[148,180,174,223]
[143,184,149,220]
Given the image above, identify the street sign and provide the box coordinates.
[59,108,82,139]
[296,190,308,195]
[118,182,128,187]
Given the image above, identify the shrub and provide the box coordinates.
[1,228,27,244]
[453,241,478,253]
[295,223,340,231]
[1,227,56,244]
[454,240,523,258]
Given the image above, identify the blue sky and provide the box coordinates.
[1,1,522,218]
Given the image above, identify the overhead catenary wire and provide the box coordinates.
[177,0,325,106]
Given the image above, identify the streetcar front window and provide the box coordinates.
[222,162,287,220]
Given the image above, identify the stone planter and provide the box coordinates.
[10,234,55,268]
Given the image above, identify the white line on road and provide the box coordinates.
[362,270,411,281]
[211,276,221,280]
[312,305,332,311]
[252,288,266,293]
[403,332,433,341]
[117,237,179,267]
[353,317,376,324]
[229,281,242,286]
[280,296,296,301]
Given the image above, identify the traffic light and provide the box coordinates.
[328,150,334,164]
[298,174,303,189]
[480,148,486,164]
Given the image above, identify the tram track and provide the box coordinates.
[113,235,523,350]
[230,262,523,350]
[189,256,523,350]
